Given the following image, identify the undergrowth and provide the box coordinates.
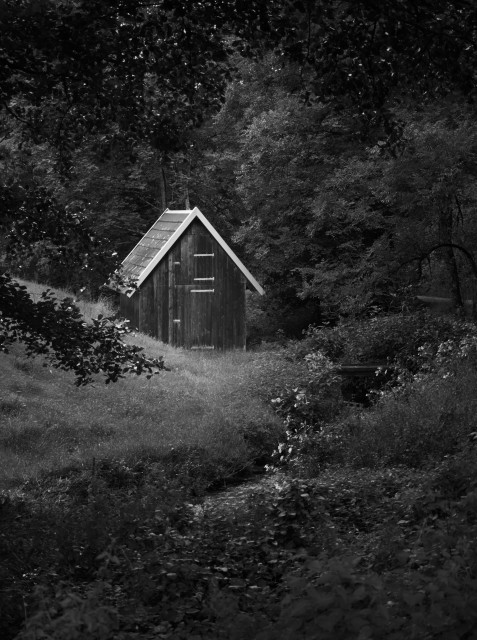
[269,311,477,475]
[3,288,477,639]
[3,447,477,639]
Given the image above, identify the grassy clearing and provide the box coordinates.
[0,279,293,491]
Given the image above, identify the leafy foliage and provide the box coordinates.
[264,0,477,116]
[3,182,120,292]
[0,274,165,385]
[3,2,477,328]
[270,351,342,428]
[3,5,477,636]
[4,453,477,640]
[304,107,477,312]
[304,310,474,370]
[265,310,477,479]
[0,0,243,156]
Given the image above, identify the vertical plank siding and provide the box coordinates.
[120,219,248,349]
[119,292,139,331]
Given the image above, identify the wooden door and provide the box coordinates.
[187,286,214,348]
[169,224,217,349]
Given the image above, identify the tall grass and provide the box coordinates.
[12,277,116,321]
[0,279,297,490]
[343,362,477,467]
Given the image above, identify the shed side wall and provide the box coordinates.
[119,292,139,330]
[124,219,247,349]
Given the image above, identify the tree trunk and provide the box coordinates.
[184,151,191,209]
[153,150,168,212]
[158,166,167,212]
[438,206,463,311]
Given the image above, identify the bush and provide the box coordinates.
[342,357,477,468]
[270,351,343,430]
[261,313,477,475]
[268,350,345,475]
[304,311,473,372]
[16,582,119,640]
[270,422,347,477]
[253,555,397,640]
[246,458,477,640]
[251,542,477,640]
[7,453,477,640]
[281,311,475,412]
[411,444,477,525]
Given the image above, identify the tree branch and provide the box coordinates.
[396,242,477,280]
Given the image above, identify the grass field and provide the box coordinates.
[0,279,294,491]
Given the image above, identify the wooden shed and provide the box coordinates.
[118,207,264,350]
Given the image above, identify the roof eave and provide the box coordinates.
[123,208,196,297]
[192,208,264,295]
[121,207,265,297]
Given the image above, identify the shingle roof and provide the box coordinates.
[120,207,264,296]
[120,211,189,281]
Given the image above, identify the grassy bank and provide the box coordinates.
[0,279,295,491]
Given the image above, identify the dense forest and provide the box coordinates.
[2,0,477,342]
[2,1,477,639]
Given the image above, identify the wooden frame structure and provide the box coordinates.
[118,208,264,350]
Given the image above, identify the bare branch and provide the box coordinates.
[396,242,477,280]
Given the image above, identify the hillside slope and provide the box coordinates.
[0,279,289,491]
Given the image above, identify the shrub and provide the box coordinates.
[304,311,474,372]
[252,554,398,640]
[285,322,477,471]
[251,542,477,640]
[270,351,343,430]
[283,311,475,413]
[270,422,347,477]
[268,351,346,475]
[342,357,477,468]
[16,582,119,640]
[411,444,477,525]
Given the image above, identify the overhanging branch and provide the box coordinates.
[397,243,477,278]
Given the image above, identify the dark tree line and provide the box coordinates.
[2,0,477,370]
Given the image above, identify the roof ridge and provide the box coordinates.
[120,208,264,296]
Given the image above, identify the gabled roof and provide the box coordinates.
[120,207,264,297]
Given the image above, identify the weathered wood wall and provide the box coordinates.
[119,220,247,349]
[119,290,139,331]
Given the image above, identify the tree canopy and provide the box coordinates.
[2,0,477,357]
